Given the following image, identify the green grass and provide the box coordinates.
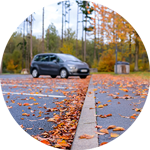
[90,72,150,80]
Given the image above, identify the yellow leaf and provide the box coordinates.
[107,100,112,102]
[110,133,119,138]
[98,105,104,108]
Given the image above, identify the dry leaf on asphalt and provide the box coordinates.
[110,133,120,138]
[113,127,125,131]
[79,134,94,139]
[107,125,116,129]
[100,129,109,134]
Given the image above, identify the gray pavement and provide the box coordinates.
[71,77,98,150]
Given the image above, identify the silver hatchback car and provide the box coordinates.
[30,53,90,79]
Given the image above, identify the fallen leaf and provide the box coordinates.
[107,100,112,102]
[113,127,125,131]
[107,125,116,129]
[100,142,108,149]
[110,133,119,138]
[100,129,109,134]
[95,132,105,135]
[41,140,50,145]
[79,134,94,139]
[23,103,30,106]
[55,140,70,147]
[95,125,103,128]
[98,105,104,108]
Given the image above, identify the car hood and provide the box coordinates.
[66,61,89,68]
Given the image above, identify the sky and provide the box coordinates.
[17,0,85,40]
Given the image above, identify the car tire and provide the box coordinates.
[32,69,39,78]
[51,75,57,78]
[60,69,68,79]
[80,75,87,79]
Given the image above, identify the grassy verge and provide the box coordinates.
[90,72,150,80]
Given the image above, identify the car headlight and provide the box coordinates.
[67,64,77,71]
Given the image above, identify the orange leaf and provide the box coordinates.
[98,105,104,108]
[23,103,29,106]
[79,134,94,139]
[107,125,116,129]
[100,142,108,149]
[41,140,50,145]
[113,127,125,131]
[100,129,109,134]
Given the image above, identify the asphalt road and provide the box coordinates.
[0,75,84,136]
[92,74,149,146]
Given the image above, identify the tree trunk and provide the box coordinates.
[76,3,79,56]
[84,1,88,62]
[42,7,44,53]
[22,20,25,70]
[94,10,96,60]
[82,13,84,60]
[129,33,132,64]
[61,2,64,47]
[134,38,139,71]
[30,14,33,62]
[47,29,50,52]
[0,0,7,74]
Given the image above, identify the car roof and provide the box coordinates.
[35,53,72,57]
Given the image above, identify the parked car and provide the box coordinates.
[30,53,90,79]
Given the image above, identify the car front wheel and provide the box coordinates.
[80,75,87,79]
[60,69,68,79]
[32,69,39,78]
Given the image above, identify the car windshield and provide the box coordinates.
[56,54,81,62]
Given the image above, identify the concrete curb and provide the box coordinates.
[71,75,98,150]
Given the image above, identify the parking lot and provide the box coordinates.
[0,75,90,148]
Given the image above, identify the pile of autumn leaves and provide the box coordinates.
[33,77,90,149]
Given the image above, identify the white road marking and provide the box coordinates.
[1,83,75,89]
[2,91,66,98]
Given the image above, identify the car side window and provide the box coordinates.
[34,55,41,61]
[40,55,49,62]
[50,55,57,62]
[57,57,63,63]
